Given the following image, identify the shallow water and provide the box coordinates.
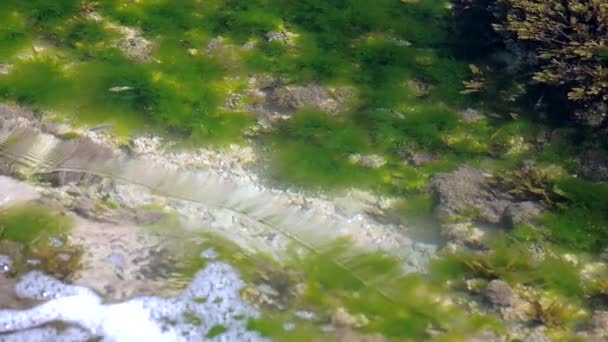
[2,0,608,341]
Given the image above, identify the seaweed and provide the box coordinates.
[0,204,72,244]
[488,168,568,208]
[432,237,584,299]
[543,179,608,252]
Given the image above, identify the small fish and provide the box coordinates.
[534,95,545,110]
[89,125,113,132]
[109,86,133,92]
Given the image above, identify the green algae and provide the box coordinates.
[170,234,500,341]
[0,0,606,338]
[0,56,71,107]
[0,204,72,244]
[0,9,31,59]
[0,0,479,168]
[543,179,608,253]
[431,236,584,300]
[266,110,378,189]
[0,204,80,280]
[206,324,227,338]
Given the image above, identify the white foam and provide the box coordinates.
[0,263,268,342]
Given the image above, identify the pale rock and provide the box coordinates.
[332,307,369,328]
[486,279,514,307]
[349,154,387,169]
[441,223,486,247]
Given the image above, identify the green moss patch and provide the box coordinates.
[0,204,72,244]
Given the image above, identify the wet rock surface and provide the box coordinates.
[265,30,297,45]
[431,166,543,226]
[224,77,356,122]
[0,102,437,296]
[406,79,431,97]
[485,279,514,307]
[431,166,512,223]
[441,223,486,248]
[459,108,485,122]
[267,83,348,114]
[0,176,40,207]
[397,145,435,166]
[502,201,543,227]
[0,275,24,310]
[579,150,608,182]
[574,101,608,128]
[348,153,387,169]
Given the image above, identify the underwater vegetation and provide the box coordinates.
[431,236,584,299]
[456,0,608,127]
[0,0,541,194]
[178,235,501,341]
[0,204,80,280]
[488,168,568,208]
[0,204,72,244]
[0,0,475,136]
[543,179,608,253]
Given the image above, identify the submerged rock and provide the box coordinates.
[0,64,11,75]
[265,30,297,45]
[579,150,608,182]
[485,280,514,307]
[0,275,22,310]
[502,201,543,226]
[523,330,551,342]
[592,311,608,332]
[332,307,370,328]
[440,223,486,248]
[397,145,435,166]
[0,255,12,274]
[574,101,608,128]
[267,83,354,114]
[459,108,485,122]
[348,154,387,169]
[406,79,431,97]
[431,166,543,226]
[335,328,385,342]
[0,176,40,207]
[115,32,154,63]
[431,166,511,224]
[225,77,357,120]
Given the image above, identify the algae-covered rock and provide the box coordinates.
[397,145,435,166]
[0,176,39,207]
[522,330,551,342]
[441,223,486,248]
[265,30,297,45]
[268,83,355,114]
[592,311,608,332]
[502,201,543,227]
[431,166,544,226]
[348,154,386,169]
[485,279,514,307]
[115,32,154,63]
[459,108,485,123]
[332,307,370,328]
[431,166,512,224]
[579,150,608,182]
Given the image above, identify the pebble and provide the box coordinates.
[0,255,12,273]
[200,248,219,260]
[294,310,317,320]
[282,322,296,331]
